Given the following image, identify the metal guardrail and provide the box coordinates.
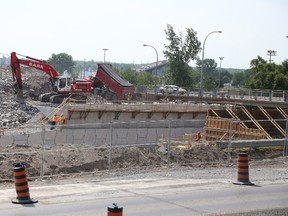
[217,138,287,149]
[146,87,288,103]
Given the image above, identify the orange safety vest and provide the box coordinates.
[53,115,59,122]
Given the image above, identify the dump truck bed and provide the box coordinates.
[95,63,134,97]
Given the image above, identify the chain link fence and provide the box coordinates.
[0,118,287,180]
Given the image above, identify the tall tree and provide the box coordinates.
[163,24,201,87]
[118,68,138,85]
[47,53,75,75]
[219,69,233,87]
[232,71,248,87]
[197,58,219,89]
[248,56,288,90]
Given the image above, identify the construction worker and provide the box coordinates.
[59,114,66,131]
[50,114,59,130]
[196,131,201,141]
[59,114,66,125]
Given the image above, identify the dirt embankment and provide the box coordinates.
[0,142,284,180]
[0,67,52,128]
[0,143,224,179]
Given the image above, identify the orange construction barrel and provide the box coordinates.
[108,203,123,216]
[12,163,38,204]
[233,152,254,185]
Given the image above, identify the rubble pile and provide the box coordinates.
[0,66,50,128]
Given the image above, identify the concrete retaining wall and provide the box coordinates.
[0,120,206,146]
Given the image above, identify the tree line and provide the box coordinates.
[46,24,288,90]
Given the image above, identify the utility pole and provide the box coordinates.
[267,50,277,63]
[103,48,109,63]
[219,57,224,88]
[83,58,85,78]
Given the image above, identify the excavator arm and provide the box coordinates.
[10,52,59,89]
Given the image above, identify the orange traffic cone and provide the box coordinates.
[12,163,38,204]
[108,203,123,216]
[233,152,254,185]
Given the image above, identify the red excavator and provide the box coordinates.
[10,52,92,103]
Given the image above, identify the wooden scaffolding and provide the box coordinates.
[204,116,267,141]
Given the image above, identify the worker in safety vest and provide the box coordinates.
[59,114,66,125]
[51,114,59,130]
[59,114,66,131]
[196,131,201,141]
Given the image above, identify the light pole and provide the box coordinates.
[267,50,277,63]
[143,44,158,76]
[219,57,224,88]
[199,30,222,96]
[103,48,109,63]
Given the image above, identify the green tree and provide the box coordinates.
[273,72,288,89]
[232,71,247,87]
[188,67,200,88]
[163,24,201,87]
[248,56,271,89]
[220,69,233,86]
[196,58,219,90]
[248,56,288,90]
[137,72,155,87]
[119,68,158,87]
[47,53,75,75]
[118,69,138,85]
[279,60,288,75]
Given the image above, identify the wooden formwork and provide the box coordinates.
[204,116,266,141]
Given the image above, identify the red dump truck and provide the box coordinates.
[92,63,134,100]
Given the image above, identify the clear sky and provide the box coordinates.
[1,0,287,69]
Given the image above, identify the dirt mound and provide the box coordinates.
[0,143,229,180]
[20,67,52,100]
[0,67,51,128]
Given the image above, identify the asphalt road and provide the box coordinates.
[0,177,287,216]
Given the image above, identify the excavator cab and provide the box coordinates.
[53,76,72,93]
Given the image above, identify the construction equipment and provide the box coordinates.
[92,63,134,100]
[10,52,92,103]
[11,52,134,102]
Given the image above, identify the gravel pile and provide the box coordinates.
[0,66,50,129]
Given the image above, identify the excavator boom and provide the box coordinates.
[10,52,59,89]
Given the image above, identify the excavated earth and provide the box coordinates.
[0,66,286,182]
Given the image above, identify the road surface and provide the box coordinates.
[0,177,287,215]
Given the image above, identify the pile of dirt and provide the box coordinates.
[0,67,51,128]
[0,142,283,180]
[0,143,229,180]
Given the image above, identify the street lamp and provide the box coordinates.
[219,57,224,88]
[199,30,222,96]
[143,44,158,76]
[103,48,109,63]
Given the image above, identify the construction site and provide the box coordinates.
[0,59,288,181]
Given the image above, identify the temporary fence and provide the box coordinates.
[0,119,205,180]
[0,118,287,180]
